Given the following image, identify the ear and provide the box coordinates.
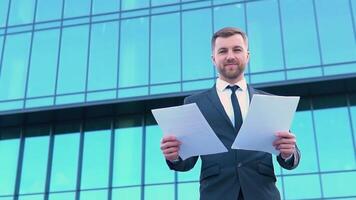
[211,54,216,65]
[246,51,250,63]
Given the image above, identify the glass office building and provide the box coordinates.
[0,0,356,199]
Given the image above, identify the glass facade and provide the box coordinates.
[0,0,356,199]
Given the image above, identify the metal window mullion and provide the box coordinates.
[310,97,324,198]
[276,0,287,81]
[13,126,25,200]
[84,0,94,103]
[75,120,85,200]
[115,0,122,99]
[107,117,115,200]
[23,0,39,109]
[147,0,152,96]
[311,0,325,76]
[141,114,147,200]
[44,124,55,200]
[345,94,356,165]
[53,0,66,105]
[0,0,12,77]
[179,0,183,93]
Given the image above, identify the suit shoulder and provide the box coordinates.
[184,90,210,104]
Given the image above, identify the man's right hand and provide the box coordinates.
[160,135,181,162]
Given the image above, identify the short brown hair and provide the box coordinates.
[211,27,248,51]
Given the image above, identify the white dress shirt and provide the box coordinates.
[216,77,250,125]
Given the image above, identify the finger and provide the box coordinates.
[275,132,296,139]
[273,138,296,146]
[160,141,181,150]
[161,135,177,143]
[165,152,179,161]
[163,147,179,155]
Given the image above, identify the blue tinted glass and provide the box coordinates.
[113,126,142,186]
[283,111,318,174]
[150,83,180,95]
[0,33,31,101]
[119,17,149,87]
[81,129,110,189]
[0,197,14,200]
[112,187,141,200]
[57,25,89,94]
[322,172,356,197]
[92,0,120,14]
[0,139,19,195]
[324,63,356,76]
[80,190,107,200]
[178,182,199,200]
[250,72,285,84]
[118,87,148,98]
[247,0,284,73]
[284,174,321,199]
[314,107,356,171]
[25,97,53,108]
[151,0,178,6]
[86,90,116,102]
[145,125,175,184]
[213,4,245,32]
[122,0,149,10]
[0,0,9,27]
[177,159,201,182]
[213,0,244,5]
[35,0,62,22]
[20,136,49,194]
[351,106,356,149]
[88,21,118,91]
[145,184,174,200]
[286,67,322,80]
[18,194,44,200]
[273,157,281,176]
[49,192,75,200]
[64,0,90,18]
[151,13,180,84]
[8,0,35,26]
[276,176,283,198]
[280,0,321,68]
[315,0,356,64]
[0,36,3,59]
[182,79,214,92]
[182,9,213,81]
[28,29,59,98]
[50,133,79,191]
[55,94,85,105]
[0,100,23,111]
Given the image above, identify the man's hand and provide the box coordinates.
[273,131,296,159]
[160,135,181,162]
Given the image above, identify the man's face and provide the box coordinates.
[211,34,249,82]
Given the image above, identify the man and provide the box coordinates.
[160,27,300,200]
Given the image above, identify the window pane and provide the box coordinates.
[151,0,178,6]
[0,33,31,101]
[113,124,142,186]
[283,111,318,174]
[64,0,90,18]
[178,182,199,200]
[284,174,321,199]
[35,0,62,22]
[315,0,356,64]
[145,125,174,184]
[182,9,213,81]
[20,134,50,194]
[18,194,44,200]
[122,0,149,10]
[0,0,9,27]
[50,127,80,191]
[213,4,245,32]
[57,25,89,95]
[8,0,35,26]
[27,29,59,98]
[88,21,118,92]
[247,0,284,73]
[314,107,356,171]
[119,17,149,87]
[144,184,174,200]
[322,172,356,198]
[280,0,321,68]
[49,192,75,200]
[151,13,180,84]
[177,159,201,182]
[0,138,19,195]
[80,190,107,200]
[81,123,110,189]
[112,187,141,200]
[92,0,120,14]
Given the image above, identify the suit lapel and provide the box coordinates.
[247,84,258,102]
[207,85,235,130]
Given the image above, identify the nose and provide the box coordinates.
[226,50,235,61]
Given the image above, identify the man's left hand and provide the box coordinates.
[273,131,296,159]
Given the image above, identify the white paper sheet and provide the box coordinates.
[152,103,228,160]
[231,94,300,155]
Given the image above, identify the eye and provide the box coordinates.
[218,49,227,54]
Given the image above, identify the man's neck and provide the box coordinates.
[219,75,244,85]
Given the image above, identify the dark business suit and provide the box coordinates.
[167,84,300,200]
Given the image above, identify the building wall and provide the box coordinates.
[1,0,356,200]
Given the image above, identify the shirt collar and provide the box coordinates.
[216,77,248,92]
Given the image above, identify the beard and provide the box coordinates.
[217,63,245,80]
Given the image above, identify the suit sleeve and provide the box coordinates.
[276,145,301,170]
[164,96,199,172]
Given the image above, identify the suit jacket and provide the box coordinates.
[166,84,300,200]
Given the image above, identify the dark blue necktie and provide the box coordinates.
[226,85,243,132]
